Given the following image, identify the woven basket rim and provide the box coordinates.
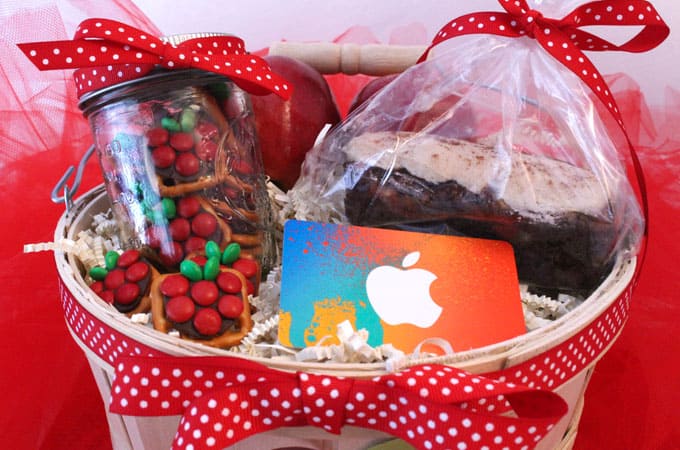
[54,183,636,375]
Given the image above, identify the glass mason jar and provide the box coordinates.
[79,68,274,280]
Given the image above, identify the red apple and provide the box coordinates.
[348,74,398,115]
[251,55,341,191]
[348,74,477,139]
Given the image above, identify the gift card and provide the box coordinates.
[278,220,525,353]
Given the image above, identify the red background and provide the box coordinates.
[1,3,679,449]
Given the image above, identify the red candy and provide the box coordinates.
[146,127,169,146]
[152,145,176,168]
[190,255,208,266]
[125,261,150,283]
[193,308,222,336]
[195,121,218,139]
[169,132,194,151]
[100,291,115,304]
[175,152,200,177]
[146,225,164,248]
[245,279,255,296]
[196,140,217,162]
[218,295,243,319]
[216,272,242,294]
[115,283,141,305]
[165,296,195,323]
[160,274,190,297]
[232,258,258,278]
[159,240,184,265]
[117,249,141,268]
[191,212,217,237]
[177,196,201,218]
[104,269,126,291]
[89,281,104,295]
[169,217,191,241]
[184,236,207,254]
[191,280,218,306]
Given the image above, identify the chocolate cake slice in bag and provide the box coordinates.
[292,1,651,295]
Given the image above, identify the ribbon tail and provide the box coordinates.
[347,365,569,450]
[108,355,291,416]
[17,41,74,70]
[189,54,293,100]
[171,382,306,450]
[356,392,567,450]
[17,40,160,71]
[563,1,670,53]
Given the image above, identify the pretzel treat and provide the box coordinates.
[88,249,158,316]
[150,267,254,348]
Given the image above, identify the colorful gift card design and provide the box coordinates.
[278,220,526,352]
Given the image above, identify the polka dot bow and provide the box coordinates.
[110,356,567,450]
[17,18,291,100]
[420,0,669,133]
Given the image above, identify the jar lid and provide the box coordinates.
[78,32,238,108]
[77,68,227,114]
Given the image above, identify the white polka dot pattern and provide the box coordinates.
[490,282,633,392]
[110,356,567,450]
[60,268,635,449]
[17,18,291,100]
[59,279,162,364]
[421,0,669,132]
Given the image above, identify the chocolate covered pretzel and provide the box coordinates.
[150,267,253,348]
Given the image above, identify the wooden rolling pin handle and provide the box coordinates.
[268,41,427,76]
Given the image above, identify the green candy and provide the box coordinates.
[180,108,197,132]
[203,256,220,281]
[205,240,221,259]
[221,242,241,265]
[161,197,176,219]
[161,116,181,132]
[180,259,203,282]
[105,251,120,270]
[89,266,108,281]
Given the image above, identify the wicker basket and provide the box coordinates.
[54,185,637,450]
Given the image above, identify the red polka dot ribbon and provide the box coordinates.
[17,18,291,100]
[58,272,635,449]
[109,356,567,450]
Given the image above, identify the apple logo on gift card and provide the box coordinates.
[366,251,443,328]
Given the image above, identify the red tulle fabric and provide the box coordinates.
[1,3,679,450]
[0,3,158,449]
[0,2,160,168]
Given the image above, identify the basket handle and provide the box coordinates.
[268,41,426,75]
